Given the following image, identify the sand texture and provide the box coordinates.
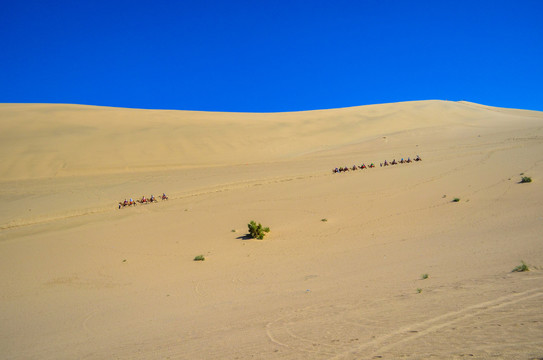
[1,100,543,359]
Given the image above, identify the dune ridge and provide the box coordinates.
[2,100,538,182]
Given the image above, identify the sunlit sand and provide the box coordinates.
[1,100,542,359]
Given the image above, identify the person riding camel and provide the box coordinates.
[141,195,147,203]
[123,199,128,206]
[150,195,155,202]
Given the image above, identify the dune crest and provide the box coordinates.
[2,100,539,181]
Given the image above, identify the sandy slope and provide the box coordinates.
[1,100,543,359]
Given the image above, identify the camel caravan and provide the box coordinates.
[118,193,168,209]
[333,155,421,173]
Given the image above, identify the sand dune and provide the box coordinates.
[1,101,542,359]
[3,100,538,181]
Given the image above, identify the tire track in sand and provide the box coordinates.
[332,287,543,359]
[266,309,340,358]
[265,287,543,359]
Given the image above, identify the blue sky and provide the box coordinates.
[1,0,542,112]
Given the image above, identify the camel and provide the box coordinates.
[118,199,137,208]
[138,196,157,204]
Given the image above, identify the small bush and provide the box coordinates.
[421,273,429,280]
[512,260,529,272]
[248,220,270,240]
[194,255,205,261]
[452,197,460,202]
[520,176,532,183]
[321,218,328,222]
[416,288,422,294]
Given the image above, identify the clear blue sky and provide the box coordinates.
[1,0,542,112]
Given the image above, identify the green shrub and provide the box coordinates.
[452,197,460,202]
[421,273,429,280]
[194,255,205,261]
[321,218,328,222]
[416,288,422,294]
[248,220,270,240]
[520,176,532,183]
[512,260,529,272]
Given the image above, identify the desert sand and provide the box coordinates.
[1,100,542,359]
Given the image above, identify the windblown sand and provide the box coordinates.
[1,100,542,359]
